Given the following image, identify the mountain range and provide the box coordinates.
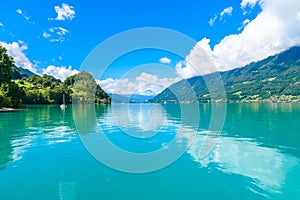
[10,46,300,103]
[12,65,35,80]
[109,93,155,103]
[152,46,300,103]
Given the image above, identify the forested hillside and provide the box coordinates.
[0,46,110,108]
[152,46,300,103]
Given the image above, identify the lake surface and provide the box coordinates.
[1,103,300,199]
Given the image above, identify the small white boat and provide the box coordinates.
[60,94,67,110]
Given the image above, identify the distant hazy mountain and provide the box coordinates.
[109,93,155,103]
[12,66,35,79]
[152,46,300,103]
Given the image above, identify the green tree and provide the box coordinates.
[95,84,111,104]
[0,46,13,85]
[22,90,48,104]
[48,86,72,104]
[0,90,11,107]
[0,46,25,108]
[72,72,97,104]
[64,75,75,86]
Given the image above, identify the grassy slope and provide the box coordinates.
[153,46,300,103]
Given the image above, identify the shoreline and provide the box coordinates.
[1,101,299,112]
[151,100,300,104]
[0,107,18,112]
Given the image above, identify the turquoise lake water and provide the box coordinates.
[0,103,300,199]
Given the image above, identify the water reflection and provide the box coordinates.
[93,103,199,151]
[1,103,300,198]
[187,133,299,194]
[73,103,201,173]
[0,105,78,169]
[105,104,168,137]
[57,181,76,200]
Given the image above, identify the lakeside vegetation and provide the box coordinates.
[0,46,111,108]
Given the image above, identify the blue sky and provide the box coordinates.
[1,0,300,95]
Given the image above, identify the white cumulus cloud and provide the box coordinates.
[176,38,215,79]
[241,0,260,9]
[42,65,79,81]
[209,6,234,26]
[50,3,75,21]
[98,73,180,96]
[0,41,37,73]
[297,10,300,22]
[45,27,70,42]
[49,27,69,35]
[238,18,251,31]
[16,8,34,23]
[16,9,22,15]
[42,32,51,39]
[209,14,218,27]
[242,18,251,25]
[220,6,233,18]
[159,57,171,64]
[179,0,300,79]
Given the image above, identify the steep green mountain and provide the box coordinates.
[12,65,35,79]
[152,46,300,103]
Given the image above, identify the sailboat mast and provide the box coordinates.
[63,93,65,105]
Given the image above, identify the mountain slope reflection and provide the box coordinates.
[188,133,299,194]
